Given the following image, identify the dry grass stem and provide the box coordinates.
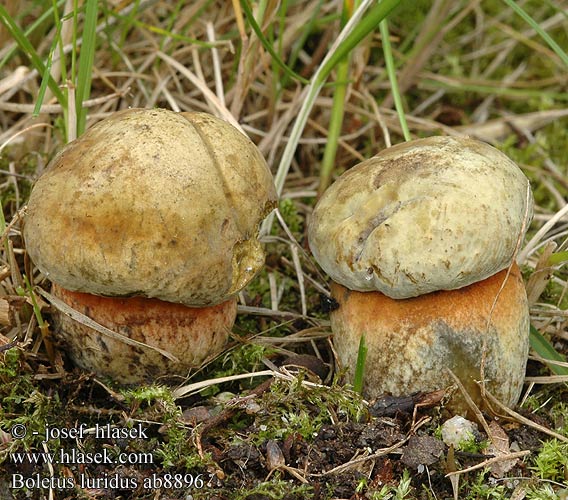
[445,450,531,479]
[477,383,568,444]
[37,288,179,362]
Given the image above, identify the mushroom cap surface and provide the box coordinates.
[24,108,277,306]
[308,136,533,298]
[330,264,530,415]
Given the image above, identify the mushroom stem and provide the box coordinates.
[330,265,530,416]
[51,283,236,384]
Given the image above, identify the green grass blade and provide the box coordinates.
[22,276,46,329]
[240,0,309,85]
[0,5,66,106]
[75,0,99,136]
[530,325,568,376]
[353,335,368,394]
[282,0,324,89]
[317,0,401,83]
[262,0,401,235]
[33,42,58,118]
[0,0,66,69]
[128,18,216,48]
[503,0,568,68]
[380,18,410,141]
[318,0,359,196]
[33,0,68,119]
[318,64,349,196]
[548,251,568,265]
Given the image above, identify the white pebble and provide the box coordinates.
[441,415,478,449]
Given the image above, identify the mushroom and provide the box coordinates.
[308,136,533,415]
[24,108,277,384]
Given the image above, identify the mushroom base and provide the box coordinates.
[51,283,236,384]
[330,265,529,416]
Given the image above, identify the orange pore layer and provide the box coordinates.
[329,264,530,415]
[330,264,525,336]
[50,283,236,383]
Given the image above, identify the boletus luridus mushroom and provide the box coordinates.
[308,136,533,415]
[24,108,277,384]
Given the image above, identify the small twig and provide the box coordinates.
[477,382,568,444]
[194,377,274,458]
[519,203,568,263]
[155,50,243,133]
[446,369,494,441]
[0,91,123,114]
[36,287,179,362]
[206,22,225,108]
[236,304,305,319]
[480,181,532,402]
[290,244,307,316]
[311,416,430,477]
[0,124,53,155]
[172,369,275,399]
[445,450,531,478]
[0,341,18,353]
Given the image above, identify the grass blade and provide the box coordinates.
[530,325,568,376]
[273,0,400,193]
[380,18,410,141]
[240,0,309,85]
[262,0,401,236]
[353,335,368,394]
[318,0,358,196]
[0,0,66,69]
[0,4,66,106]
[548,251,568,265]
[502,0,568,67]
[75,0,99,137]
[317,0,401,82]
[34,32,61,118]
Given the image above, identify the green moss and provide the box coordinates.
[122,383,215,472]
[463,470,507,499]
[242,373,366,445]
[531,439,568,482]
[223,476,314,500]
[278,198,304,236]
[366,469,413,499]
[0,349,57,459]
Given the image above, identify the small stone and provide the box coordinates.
[441,415,478,450]
[265,440,285,471]
[401,435,445,469]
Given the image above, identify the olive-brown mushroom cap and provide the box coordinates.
[24,108,277,306]
[308,136,533,299]
[331,264,530,415]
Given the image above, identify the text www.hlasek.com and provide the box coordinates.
[11,448,153,466]
[8,423,206,490]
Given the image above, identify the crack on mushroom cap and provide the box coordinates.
[24,108,277,306]
[351,196,430,265]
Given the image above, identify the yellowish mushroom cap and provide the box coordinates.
[24,108,277,306]
[308,136,533,299]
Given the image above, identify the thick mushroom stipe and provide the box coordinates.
[330,264,530,415]
[51,283,236,384]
